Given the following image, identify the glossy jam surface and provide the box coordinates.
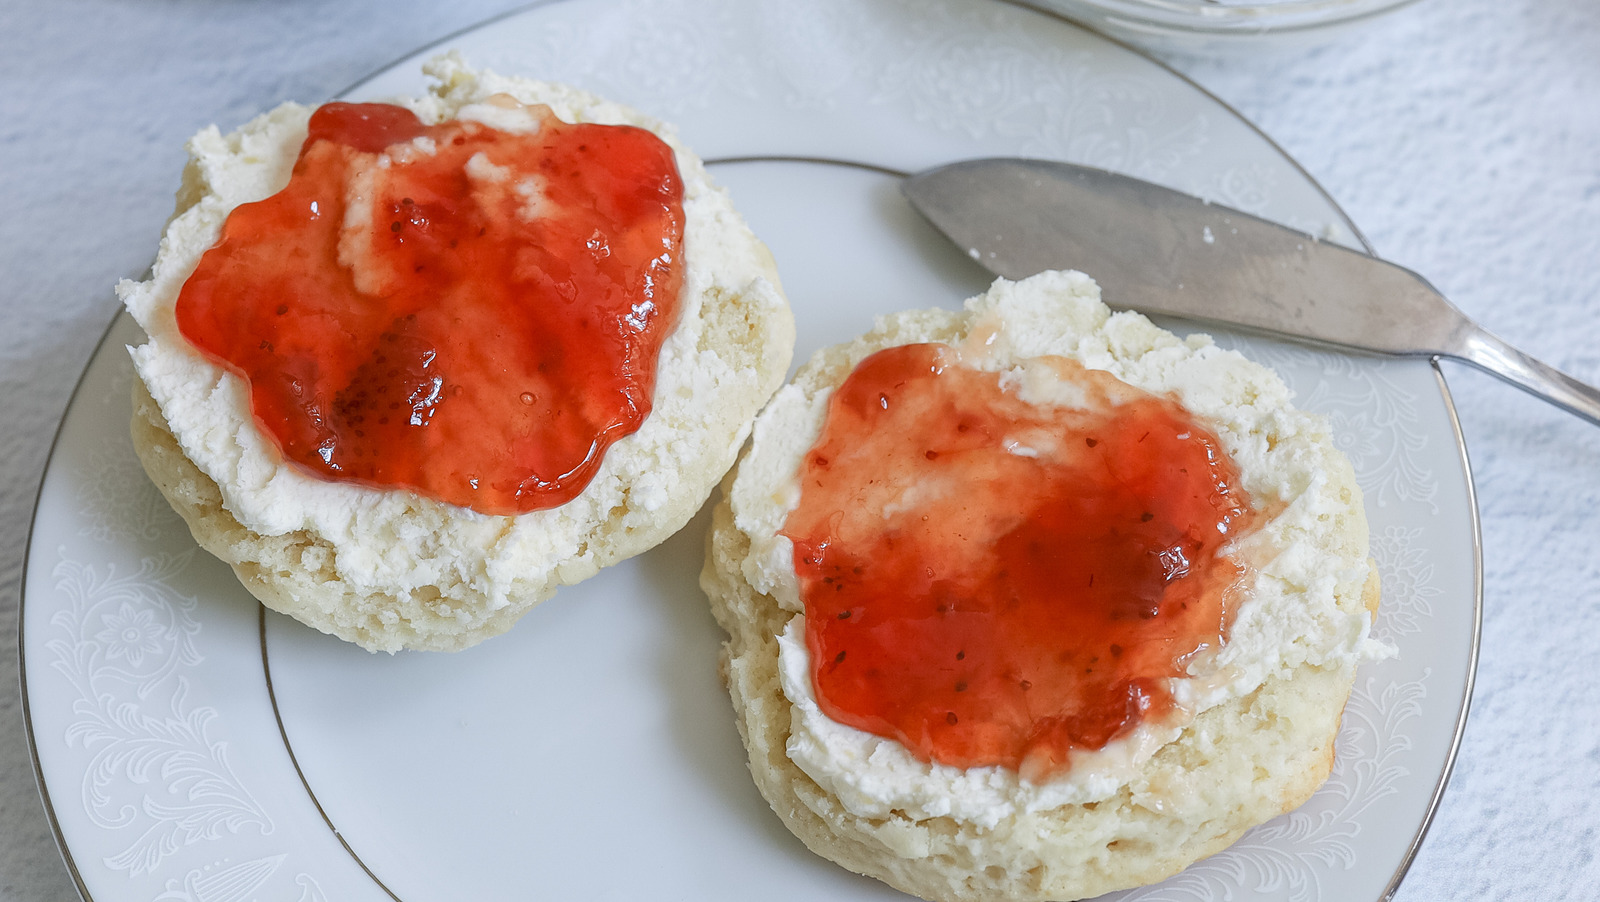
[782,344,1257,779]
[176,101,685,514]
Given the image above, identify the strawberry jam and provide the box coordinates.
[781,344,1258,780]
[175,100,685,514]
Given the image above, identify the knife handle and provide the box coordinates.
[1448,327,1600,428]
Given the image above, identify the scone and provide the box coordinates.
[121,54,793,652]
[702,271,1382,901]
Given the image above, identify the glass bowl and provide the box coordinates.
[1031,0,1424,53]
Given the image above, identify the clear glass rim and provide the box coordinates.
[1045,0,1423,35]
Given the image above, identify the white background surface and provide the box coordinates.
[2,1,1597,900]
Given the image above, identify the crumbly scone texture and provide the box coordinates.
[121,55,794,652]
[701,273,1378,901]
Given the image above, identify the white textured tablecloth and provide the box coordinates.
[2,1,1596,899]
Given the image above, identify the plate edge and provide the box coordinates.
[18,302,130,902]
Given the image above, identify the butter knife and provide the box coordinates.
[902,158,1600,427]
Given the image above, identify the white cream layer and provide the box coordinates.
[731,271,1385,828]
[118,55,786,617]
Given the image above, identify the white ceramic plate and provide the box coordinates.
[22,2,1479,900]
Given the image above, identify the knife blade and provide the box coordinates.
[902,158,1600,427]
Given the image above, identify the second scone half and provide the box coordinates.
[703,271,1381,901]
[121,56,794,652]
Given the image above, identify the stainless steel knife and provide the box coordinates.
[902,157,1600,427]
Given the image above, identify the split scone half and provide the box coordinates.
[121,55,793,652]
[702,271,1382,901]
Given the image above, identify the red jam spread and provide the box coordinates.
[781,344,1258,779]
[175,100,685,515]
